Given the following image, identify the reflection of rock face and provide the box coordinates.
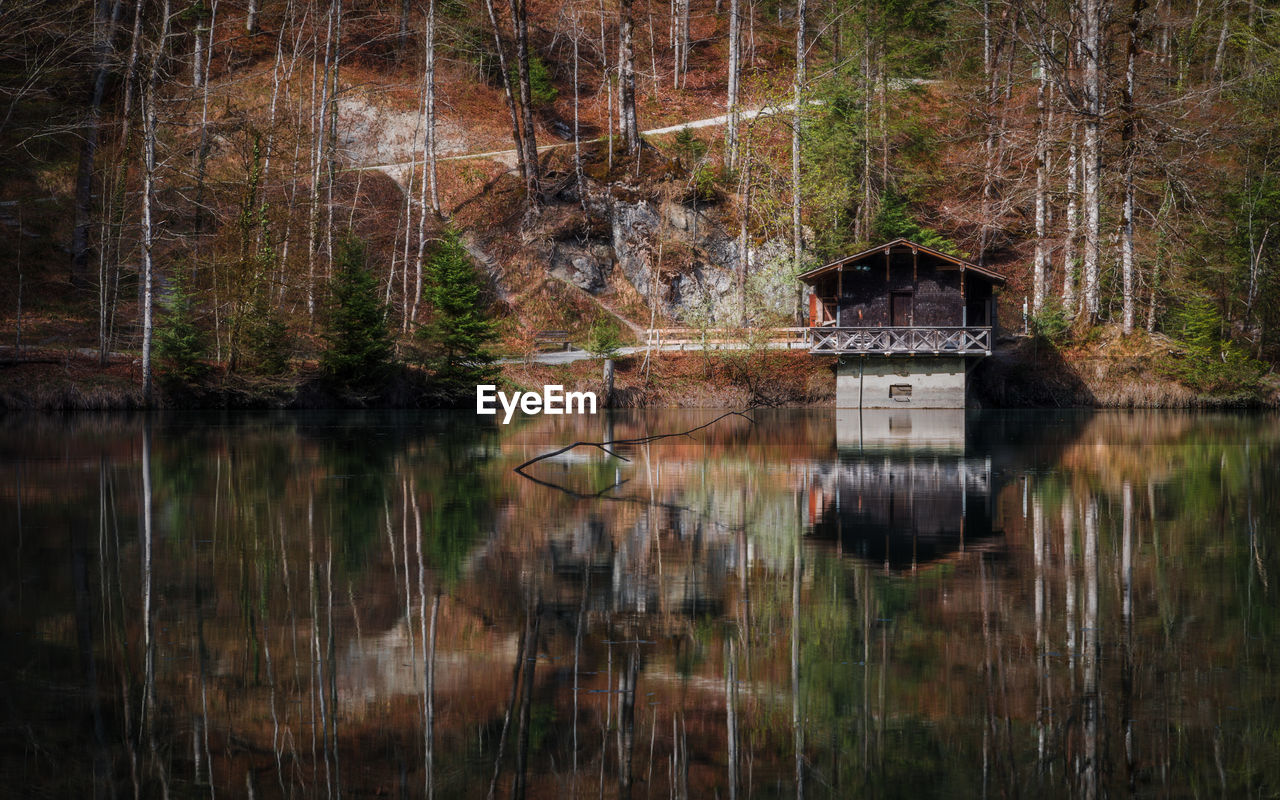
[335,620,519,711]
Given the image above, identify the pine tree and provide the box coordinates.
[321,234,394,387]
[155,271,210,384]
[417,229,499,394]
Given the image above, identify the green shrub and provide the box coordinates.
[155,272,210,384]
[582,317,624,360]
[1029,299,1071,345]
[240,302,293,377]
[691,162,717,203]
[673,126,707,162]
[321,234,393,387]
[510,56,558,107]
[873,188,959,254]
[1162,296,1267,395]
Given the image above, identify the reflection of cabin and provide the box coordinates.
[799,239,1006,409]
[805,455,1000,572]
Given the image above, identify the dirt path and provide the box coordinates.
[349,102,802,179]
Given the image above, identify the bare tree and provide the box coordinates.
[726,0,742,168]
[139,0,173,403]
[619,0,640,154]
[482,0,530,186]
[1033,44,1049,313]
[1120,0,1147,334]
[510,0,542,206]
[792,0,806,322]
[72,0,125,289]
[1079,0,1106,322]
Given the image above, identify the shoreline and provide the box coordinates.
[1,346,1275,412]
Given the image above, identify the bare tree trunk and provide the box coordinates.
[482,0,529,185]
[191,0,218,287]
[307,0,338,324]
[510,0,542,207]
[1033,50,1048,314]
[676,0,689,87]
[424,0,440,214]
[726,0,741,168]
[859,21,872,240]
[1062,121,1080,315]
[573,11,585,202]
[324,0,343,265]
[1120,0,1146,334]
[736,140,752,324]
[246,0,257,32]
[1211,0,1230,84]
[139,0,171,405]
[1080,0,1105,323]
[791,0,805,322]
[398,0,412,59]
[73,0,124,289]
[619,0,640,154]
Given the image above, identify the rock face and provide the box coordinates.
[608,198,742,323]
[516,186,796,325]
[543,240,613,293]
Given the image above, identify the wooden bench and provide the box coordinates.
[535,330,572,351]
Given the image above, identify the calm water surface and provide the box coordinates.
[1,409,1277,798]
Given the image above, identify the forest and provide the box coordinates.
[0,0,1278,404]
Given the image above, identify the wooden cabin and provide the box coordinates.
[798,239,1006,408]
[800,238,1005,356]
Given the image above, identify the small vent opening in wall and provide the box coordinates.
[890,384,912,401]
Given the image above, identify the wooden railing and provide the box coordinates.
[644,327,810,350]
[808,326,992,355]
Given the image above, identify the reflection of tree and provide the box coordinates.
[5,410,1280,797]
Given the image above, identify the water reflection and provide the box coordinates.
[0,409,1277,798]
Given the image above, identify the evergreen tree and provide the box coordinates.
[321,235,394,387]
[873,188,959,254]
[416,228,499,394]
[155,271,210,383]
[241,299,293,377]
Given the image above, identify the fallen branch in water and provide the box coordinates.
[512,410,755,496]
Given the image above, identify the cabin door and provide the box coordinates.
[891,292,914,327]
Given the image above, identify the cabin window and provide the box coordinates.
[890,384,912,401]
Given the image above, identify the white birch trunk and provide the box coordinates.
[792,0,805,322]
[424,0,439,214]
[1033,53,1048,314]
[1080,0,1104,323]
[619,0,639,154]
[139,0,171,404]
[726,0,741,169]
[1062,121,1079,315]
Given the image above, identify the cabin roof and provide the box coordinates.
[797,238,1007,285]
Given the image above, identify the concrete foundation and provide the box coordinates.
[835,356,969,409]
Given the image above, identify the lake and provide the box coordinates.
[1,408,1277,798]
